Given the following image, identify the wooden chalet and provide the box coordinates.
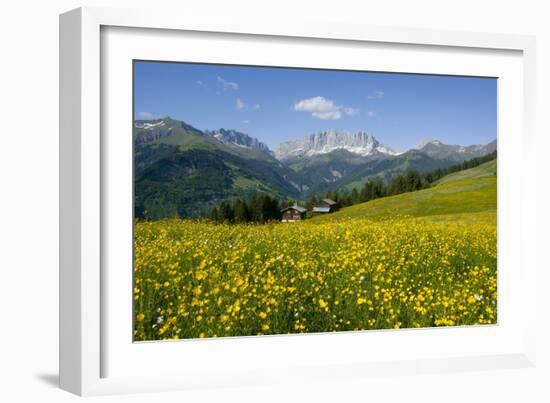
[312,198,338,214]
[281,204,307,222]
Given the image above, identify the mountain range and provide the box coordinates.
[133,117,496,219]
[274,130,399,160]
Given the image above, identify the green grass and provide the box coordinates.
[314,160,497,222]
[435,159,497,185]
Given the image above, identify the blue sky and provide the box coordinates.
[134,61,497,151]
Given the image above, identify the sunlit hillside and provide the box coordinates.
[133,160,498,341]
[314,159,496,222]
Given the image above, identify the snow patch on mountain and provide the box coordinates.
[135,120,165,129]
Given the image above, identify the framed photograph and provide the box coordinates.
[60,7,537,396]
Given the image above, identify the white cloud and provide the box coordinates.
[196,80,203,86]
[217,76,239,90]
[293,96,358,120]
[236,98,260,111]
[314,110,342,120]
[137,111,157,120]
[367,90,384,99]
[367,110,377,118]
[243,119,250,124]
[343,107,359,117]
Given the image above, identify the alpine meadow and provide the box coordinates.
[133,61,497,341]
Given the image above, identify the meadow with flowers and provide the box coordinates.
[133,162,497,341]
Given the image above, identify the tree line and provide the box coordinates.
[302,169,425,210]
[308,150,497,209]
[207,193,282,223]
[208,151,496,223]
[423,150,496,183]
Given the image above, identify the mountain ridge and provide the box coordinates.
[204,128,272,155]
[134,116,495,163]
[274,130,400,160]
[133,116,496,218]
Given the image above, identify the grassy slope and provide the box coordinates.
[314,159,497,222]
[434,159,497,185]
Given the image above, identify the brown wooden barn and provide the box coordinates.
[312,198,338,214]
[281,204,307,222]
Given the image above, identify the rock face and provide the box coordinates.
[274,130,399,160]
[205,128,271,153]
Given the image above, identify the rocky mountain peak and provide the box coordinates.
[274,130,399,160]
[205,128,271,153]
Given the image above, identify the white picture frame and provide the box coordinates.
[60,6,537,396]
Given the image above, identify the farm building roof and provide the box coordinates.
[322,198,337,205]
[281,205,307,213]
[313,206,331,213]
